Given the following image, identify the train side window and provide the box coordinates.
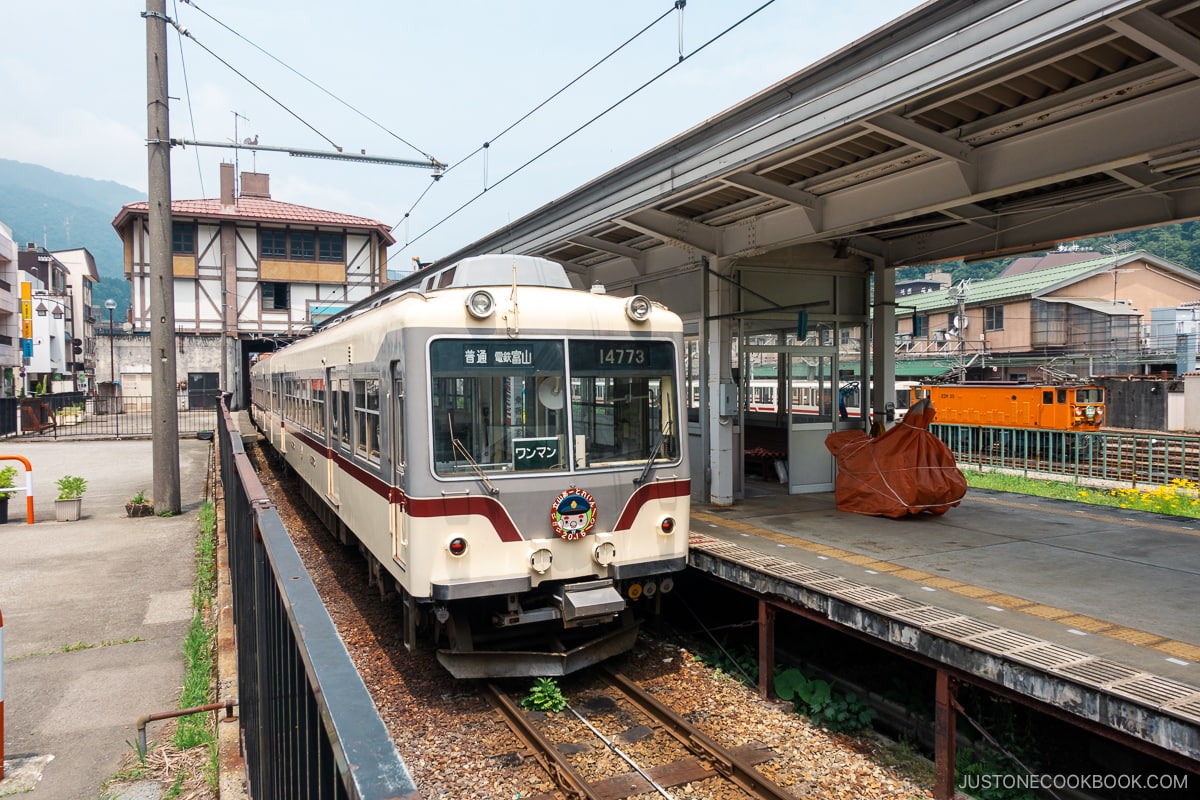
[1056,389,1066,404]
[1044,390,1054,404]
[354,378,381,463]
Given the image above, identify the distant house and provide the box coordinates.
[111,163,396,406]
[894,250,1200,380]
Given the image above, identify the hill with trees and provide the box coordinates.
[0,159,143,319]
[897,223,1200,283]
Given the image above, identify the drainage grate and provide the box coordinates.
[928,616,999,642]
[1007,642,1091,669]
[831,585,901,605]
[1109,674,1200,707]
[892,606,965,626]
[862,595,926,615]
[965,629,1044,655]
[1056,659,1142,687]
[1163,694,1200,722]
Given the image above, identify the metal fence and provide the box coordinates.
[217,399,421,800]
[14,394,217,439]
[932,423,1200,487]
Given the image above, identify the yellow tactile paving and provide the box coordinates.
[1015,604,1074,620]
[688,512,1197,661]
[947,583,996,599]
[917,576,963,590]
[1153,640,1200,661]
[977,594,1034,609]
[1105,627,1169,647]
[890,568,936,582]
[1057,615,1116,633]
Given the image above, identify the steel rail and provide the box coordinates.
[484,682,603,800]
[603,667,798,800]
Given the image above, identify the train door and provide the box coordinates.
[391,366,408,570]
[787,349,837,493]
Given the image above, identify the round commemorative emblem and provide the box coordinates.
[550,488,597,541]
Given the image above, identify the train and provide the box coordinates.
[910,381,1106,431]
[739,379,916,422]
[911,380,1106,457]
[249,254,690,679]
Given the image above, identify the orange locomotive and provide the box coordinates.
[911,382,1105,432]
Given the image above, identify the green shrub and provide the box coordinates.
[55,474,88,500]
[0,465,18,501]
[774,667,877,732]
[520,677,568,713]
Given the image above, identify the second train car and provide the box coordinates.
[249,254,689,678]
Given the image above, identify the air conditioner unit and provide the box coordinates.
[933,329,947,343]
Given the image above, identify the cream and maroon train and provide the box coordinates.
[249,254,689,678]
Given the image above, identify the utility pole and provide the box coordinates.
[146,0,181,513]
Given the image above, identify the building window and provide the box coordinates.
[261,229,287,258]
[318,233,344,262]
[985,305,1004,331]
[262,281,290,310]
[291,231,316,261]
[259,229,343,262]
[172,224,195,255]
[912,315,927,337]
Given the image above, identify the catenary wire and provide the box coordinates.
[170,0,207,197]
[396,0,779,252]
[169,18,342,152]
[178,0,438,164]
[394,1,683,239]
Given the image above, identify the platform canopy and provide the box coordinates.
[435,0,1200,283]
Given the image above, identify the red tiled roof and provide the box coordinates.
[113,196,396,245]
[999,251,1101,277]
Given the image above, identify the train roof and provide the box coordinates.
[318,254,572,330]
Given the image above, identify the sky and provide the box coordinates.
[2,0,920,271]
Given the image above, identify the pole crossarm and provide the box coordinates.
[170,139,446,172]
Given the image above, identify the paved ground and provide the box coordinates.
[0,437,211,800]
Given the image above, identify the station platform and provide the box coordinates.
[687,478,1200,767]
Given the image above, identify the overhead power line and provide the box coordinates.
[398,0,779,252]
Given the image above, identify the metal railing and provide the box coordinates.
[932,424,1200,487]
[15,394,217,439]
[217,398,421,800]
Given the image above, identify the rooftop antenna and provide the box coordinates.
[232,111,249,197]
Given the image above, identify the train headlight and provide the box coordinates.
[447,536,468,557]
[530,547,553,574]
[625,295,652,322]
[465,289,496,319]
[593,541,616,566]
[659,516,676,535]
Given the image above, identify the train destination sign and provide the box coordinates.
[431,339,563,373]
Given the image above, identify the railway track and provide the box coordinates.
[486,668,799,800]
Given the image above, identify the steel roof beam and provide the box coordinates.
[615,209,722,257]
[1108,9,1200,77]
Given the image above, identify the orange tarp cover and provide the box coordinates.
[824,399,967,518]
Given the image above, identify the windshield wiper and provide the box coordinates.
[448,413,499,496]
[634,419,674,486]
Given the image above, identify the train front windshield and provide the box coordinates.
[430,338,679,476]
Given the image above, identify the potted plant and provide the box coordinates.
[125,488,154,517]
[0,465,18,524]
[54,474,87,522]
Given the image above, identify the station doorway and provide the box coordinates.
[742,335,865,494]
